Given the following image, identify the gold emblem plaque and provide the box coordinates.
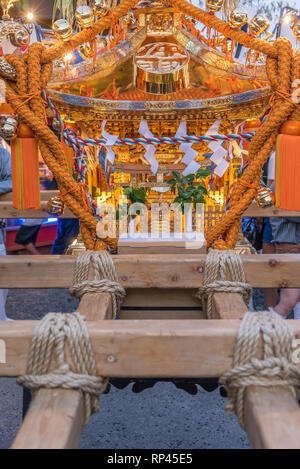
[134,42,190,95]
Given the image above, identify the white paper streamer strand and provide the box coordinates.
[102,120,119,165]
[139,119,159,175]
[176,119,200,176]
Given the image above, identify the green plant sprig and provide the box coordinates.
[167,169,211,212]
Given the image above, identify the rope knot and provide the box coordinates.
[69,250,126,318]
[270,88,300,109]
[17,312,106,426]
[196,249,252,319]
[220,311,300,429]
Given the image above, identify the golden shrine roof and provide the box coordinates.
[46,4,270,118]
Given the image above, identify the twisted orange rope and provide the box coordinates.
[10,92,48,123]
[270,88,300,109]
[2,0,139,251]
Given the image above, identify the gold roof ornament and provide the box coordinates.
[93,0,111,17]
[228,8,248,30]
[39,2,269,130]
[66,233,87,256]
[75,5,94,28]
[52,19,73,42]
[134,42,190,94]
[249,15,270,37]
[206,0,223,13]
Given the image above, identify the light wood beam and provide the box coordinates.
[1,319,300,378]
[0,254,299,289]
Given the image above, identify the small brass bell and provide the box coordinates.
[47,196,65,216]
[0,115,17,139]
[66,233,86,256]
[93,0,110,17]
[75,5,94,28]
[52,19,73,41]
[249,15,270,36]
[228,8,248,29]
[255,187,275,208]
[205,0,223,13]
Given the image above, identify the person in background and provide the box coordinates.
[15,218,43,255]
[0,144,13,320]
[269,216,300,318]
[52,218,79,254]
[43,177,80,254]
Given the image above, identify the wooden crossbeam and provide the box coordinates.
[0,254,299,289]
[0,192,299,218]
[1,319,300,378]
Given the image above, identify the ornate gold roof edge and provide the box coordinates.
[173,27,267,80]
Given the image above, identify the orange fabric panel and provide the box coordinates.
[276,134,300,211]
[11,137,40,210]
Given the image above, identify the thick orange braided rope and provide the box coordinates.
[207,42,300,249]
[5,44,105,250]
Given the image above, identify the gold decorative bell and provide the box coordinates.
[75,5,94,28]
[0,102,17,139]
[0,115,17,139]
[228,8,248,29]
[255,187,275,208]
[52,19,73,41]
[205,0,223,13]
[292,19,300,41]
[249,15,270,36]
[47,196,65,216]
[0,116,17,139]
[66,233,86,256]
[93,0,110,17]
